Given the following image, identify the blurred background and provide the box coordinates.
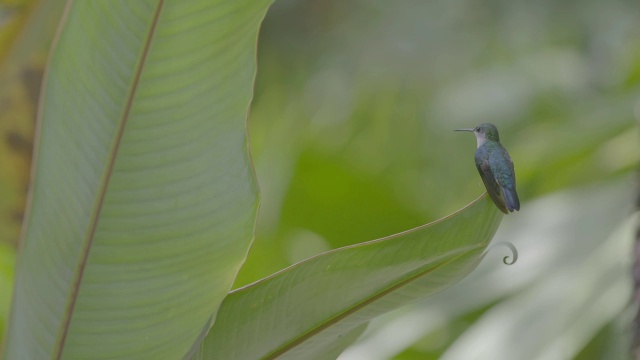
[1,0,639,358]
[240,0,640,358]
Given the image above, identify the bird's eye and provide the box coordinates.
[475,126,481,132]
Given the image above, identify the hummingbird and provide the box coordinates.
[455,123,520,214]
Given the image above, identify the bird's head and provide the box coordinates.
[455,123,500,147]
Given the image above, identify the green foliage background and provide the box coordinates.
[241,0,639,358]
[1,0,639,358]
[238,0,637,284]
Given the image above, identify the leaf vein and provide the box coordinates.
[53,1,165,358]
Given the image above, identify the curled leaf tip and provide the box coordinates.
[486,241,518,265]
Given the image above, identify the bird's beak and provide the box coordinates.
[454,128,474,132]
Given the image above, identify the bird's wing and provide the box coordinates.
[489,148,515,188]
[476,158,508,214]
[489,148,520,211]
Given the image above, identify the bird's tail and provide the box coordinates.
[502,188,520,212]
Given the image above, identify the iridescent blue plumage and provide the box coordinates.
[456,123,520,214]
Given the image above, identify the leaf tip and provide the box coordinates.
[485,241,518,265]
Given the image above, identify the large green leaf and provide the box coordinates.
[191,194,503,359]
[2,1,270,359]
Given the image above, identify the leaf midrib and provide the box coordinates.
[262,244,486,360]
[53,1,165,358]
